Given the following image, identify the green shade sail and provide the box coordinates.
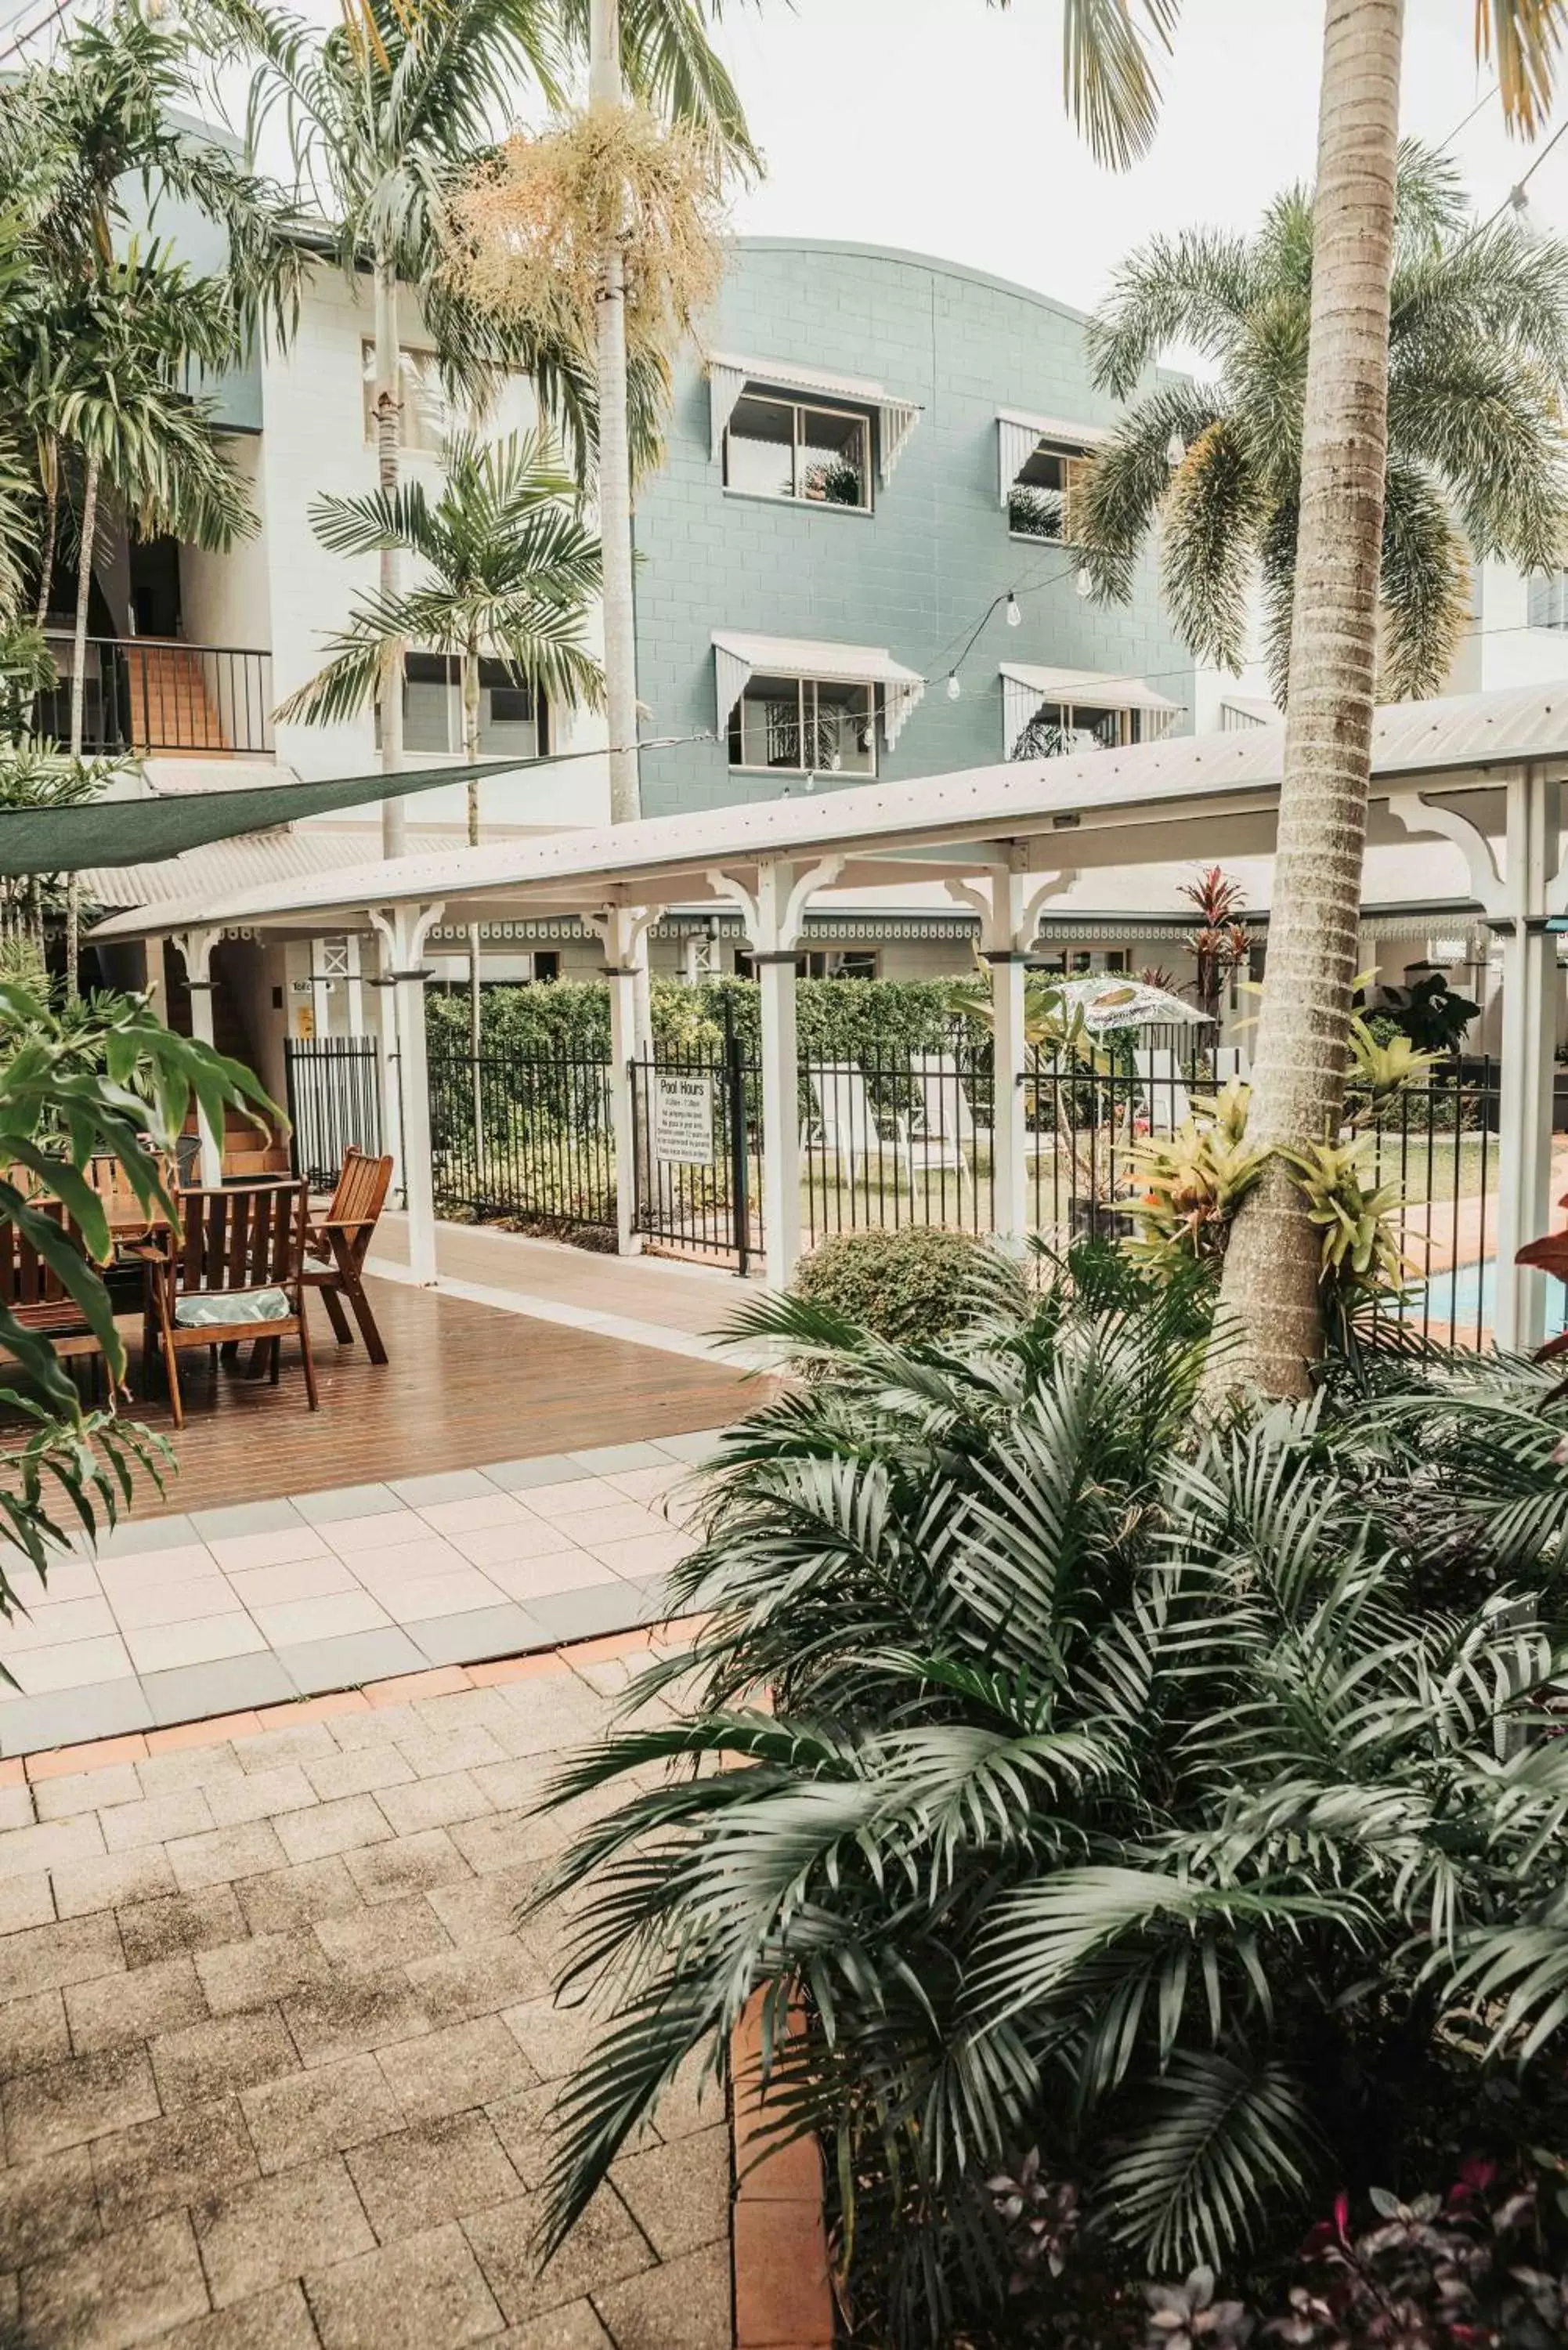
[0,757,525,877]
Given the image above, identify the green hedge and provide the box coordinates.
[426,974,966,1065]
[791,1226,992,1345]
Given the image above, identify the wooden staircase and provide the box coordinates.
[122,641,226,754]
[163,945,291,1179]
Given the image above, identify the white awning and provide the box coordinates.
[708,352,921,482]
[1001,663,1183,758]
[997,408,1109,506]
[714,631,927,750]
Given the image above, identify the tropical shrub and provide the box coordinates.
[790,1225,995,1347]
[526,1248,1568,2347]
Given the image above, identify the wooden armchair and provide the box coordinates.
[146,1180,317,1428]
[302,1148,393,1365]
[0,1201,110,1399]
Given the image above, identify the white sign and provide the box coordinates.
[652,1072,715,1166]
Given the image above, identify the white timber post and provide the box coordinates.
[947,863,1076,1246]
[1391,776,1563,1354]
[369,902,443,1285]
[370,924,406,1209]
[171,926,226,1188]
[589,904,655,1256]
[709,857,844,1291]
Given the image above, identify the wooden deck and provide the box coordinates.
[87,1276,756,1517]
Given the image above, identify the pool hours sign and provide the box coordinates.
[652,1072,715,1166]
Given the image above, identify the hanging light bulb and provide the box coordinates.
[945,671,962,702]
[1165,432,1187,468]
[1005,592,1022,628]
[1075,568,1093,598]
[1510,182,1530,215]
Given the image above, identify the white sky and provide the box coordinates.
[706,0,1568,318]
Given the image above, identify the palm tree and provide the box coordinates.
[1078,146,1568,705]
[1050,0,1566,1397]
[276,427,602,1065]
[204,0,747,858]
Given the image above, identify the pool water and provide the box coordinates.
[1404,1258,1568,1340]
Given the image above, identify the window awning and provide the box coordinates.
[1001,663,1183,756]
[708,352,921,482]
[996,408,1108,506]
[714,631,927,750]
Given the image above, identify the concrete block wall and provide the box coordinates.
[633,238,1194,819]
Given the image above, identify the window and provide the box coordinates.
[362,343,456,456]
[1008,437,1094,542]
[396,654,547,757]
[1010,700,1149,760]
[728,674,877,776]
[1529,571,1568,630]
[735,949,880,979]
[724,392,872,511]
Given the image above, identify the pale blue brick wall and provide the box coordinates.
[633,238,1192,819]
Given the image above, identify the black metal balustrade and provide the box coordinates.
[35,638,275,757]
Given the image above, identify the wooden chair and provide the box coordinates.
[145,1180,317,1429]
[0,1200,110,1398]
[1517,1194,1568,1380]
[301,1148,393,1365]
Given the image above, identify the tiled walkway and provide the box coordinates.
[0,1642,732,2348]
[4,1436,723,1759]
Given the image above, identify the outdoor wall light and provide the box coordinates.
[945,672,962,700]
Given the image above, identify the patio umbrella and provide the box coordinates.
[1049,974,1212,1032]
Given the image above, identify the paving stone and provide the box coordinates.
[92,2100,258,2232]
[203,1765,320,1828]
[591,2238,731,2350]
[493,2301,613,2348]
[232,1723,341,1775]
[235,1856,363,1936]
[499,1996,606,2084]
[100,1787,216,1853]
[167,1820,290,1893]
[0,1812,106,1882]
[315,1894,453,1976]
[410,1604,547,1672]
[302,1744,417,1802]
[33,1762,143,1820]
[274,1794,394,1865]
[280,1972,433,2070]
[0,1680,154,1759]
[405,1936,552,2029]
[194,2153,375,2307]
[276,1627,428,1697]
[0,1871,56,1934]
[65,1954,209,2055]
[482,2084,556,2193]
[427,1864,540,1949]
[326,1701,422,1752]
[305,2222,504,2350]
[190,1499,305,1541]
[610,2126,730,2261]
[4,2045,161,2161]
[195,1930,335,2016]
[341,1827,472,1906]
[150,2009,301,2110]
[20,2207,210,2350]
[645,2048,724,2147]
[345,2110,522,2240]
[481,1456,591,1491]
[52,1845,178,1922]
[392,1469,499,1506]
[142,1656,297,1730]
[377,2014,537,2124]
[392,1724,510,1777]
[135,1746,248,1799]
[0,2143,99,2267]
[292,1482,402,1525]
[160,2279,322,2350]
[118,1886,247,1969]
[464,2185,652,2326]
[0,1987,70,2077]
[373,1770,495,1838]
[240,2052,405,2175]
[447,1809,565,1878]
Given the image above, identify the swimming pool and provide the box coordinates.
[1404,1258,1568,1340]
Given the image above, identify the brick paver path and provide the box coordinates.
[0,1649,730,2348]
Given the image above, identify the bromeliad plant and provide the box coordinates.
[526,1246,1568,2346]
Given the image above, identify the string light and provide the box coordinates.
[945,672,962,702]
[1005,592,1021,627]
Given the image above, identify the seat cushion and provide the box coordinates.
[174,1286,291,1330]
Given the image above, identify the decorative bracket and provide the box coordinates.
[945,868,1077,954]
[367,902,446,974]
[1387,794,1503,912]
[585,904,656,973]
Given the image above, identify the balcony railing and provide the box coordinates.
[35,637,275,759]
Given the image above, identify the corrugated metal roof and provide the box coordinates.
[85,822,514,907]
[88,678,1568,943]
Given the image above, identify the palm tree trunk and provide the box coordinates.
[590,0,640,833]
[1211,0,1404,1398]
[34,445,58,633]
[374,256,406,860]
[463,645,484,1162]
[65,454,99,1006]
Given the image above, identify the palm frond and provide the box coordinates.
[1098,2051,1317,2272]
